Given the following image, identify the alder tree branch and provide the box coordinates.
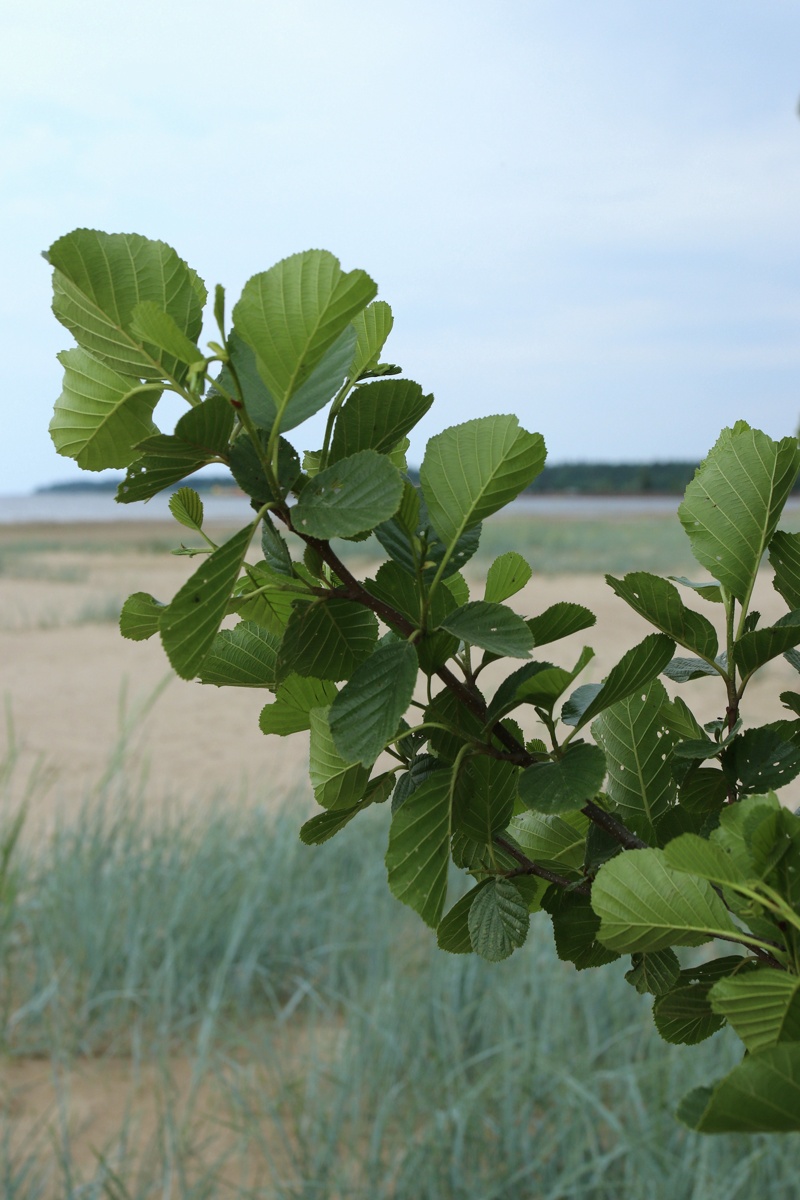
[279,513,651,858]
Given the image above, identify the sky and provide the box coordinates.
[3,0,800,494]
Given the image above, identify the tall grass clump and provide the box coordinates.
[3,796,407,1055]
[0,788,798,1195]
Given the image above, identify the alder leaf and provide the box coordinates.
[47,228,205,384]
[292,450,403,539]
[678,1045,800,1133]
[119,592,164,641]
[606,572,718,660]
[420,415,546,547]
[437,881,491,954]
[518,743,607,815]
[278,598,378,681]
[438,601,534,658]
[259,675,337,736]
[232,249,376,419]
[50,348,161,471]
[468,879,530,961]
[733,610,800,683]
[483,552,532,604]
[710,971,800,1053]
[591,848,739,953]
[770,530,800,610]
[129,301,203,368]
[678,424,800,604]
[330,379,433,461]
[561,634,675,731]
[169,487,204,532]
[117,394,234,503]
[350,300,394,379]
[526,602,596,647]
[160,525,253,679]
[308,707,371,808]
[592,679,676,837]
[329,641,418,766]
[386,769,452,927]
[198,621,281,688]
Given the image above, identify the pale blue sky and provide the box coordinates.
[4,0,800,493]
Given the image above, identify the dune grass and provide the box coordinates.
[0,762,798,1197]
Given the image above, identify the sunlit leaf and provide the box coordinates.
[678,424,800,604]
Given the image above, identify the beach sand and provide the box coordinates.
[2,520,799,828]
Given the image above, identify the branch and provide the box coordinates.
[279,514,649,854]
[495,836,591,895]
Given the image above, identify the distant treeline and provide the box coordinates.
[38,461,800,497]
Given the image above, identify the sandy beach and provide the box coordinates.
[3,520,799,829]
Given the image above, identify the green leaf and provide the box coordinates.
[299,805,363,846]
[437,881,491,954]
[734,610,800,682]
[298,772,394,845]
[47,228,205,383]
[261,516,293,577]
[214,331,277,430]
[678,1045,800,1133]
[487,649,595,724]
[198,621,280,688]
[709,793,781,877]
[259,675,337,736]
[526,602,597,647]
[728,726,800,795]
[329,641,418,766]
[662,656,720,683]
[129,301,203,367]
[420,415,546,546]
[308,707,371,808]
[169,487,204,532]
[592,679,676,837]
[117,394,234,503]
[653,985,725,1045]
[438,601,534,659]
[606,572,718,660]
[561,633,675,731]
[330,379,433,461]
[160,525,253,680]
[660,696,706,741]
[50,348,161,471]
[663,832,748,887]
[386,769,452,927]
[770,531,800,609]
[232,250,376,419]
[278,598,378,681]
[119,591,164,641]
[678,424,800,604]
[508,810,589,879]
[278,325,357,432]
[374,489,482,583]
[453,757,519,841]
[625,949,681,996]
[678,767,728,815]
[292,450,403,539]
[228,431,300,503]
[350,300,393,379]
[542,887,620,970]
[231,562,310,635]
[518,743,607,815]
[468,879,529,961]
[669,576,723,604]
[710,971,800,1053]
[484,552,532,604]
[591,848,739,953]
